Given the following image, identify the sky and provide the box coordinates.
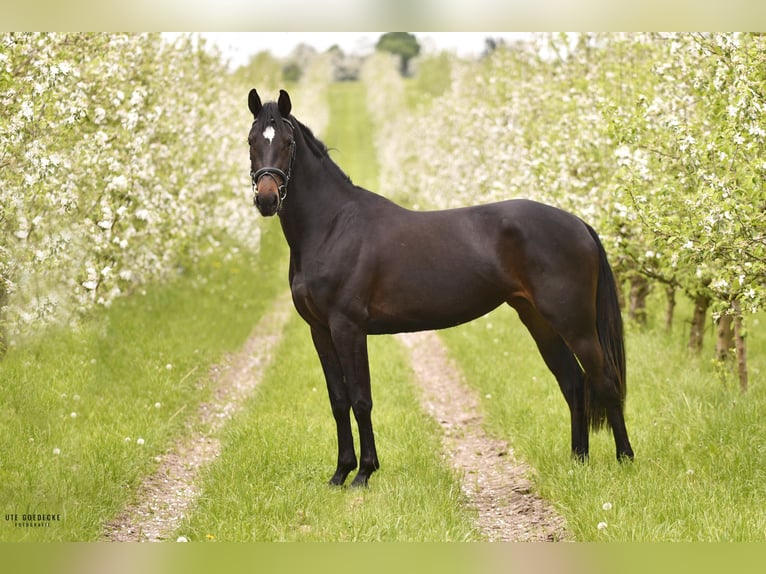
[199,32,529,68]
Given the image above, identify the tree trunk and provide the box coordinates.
[715,313,734,361]
[664,285,676,332]
[688,293,710,353]
[616,276,626,310]
[732,300,748,392]
[628,275,649,326]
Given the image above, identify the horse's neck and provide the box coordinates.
[278,151,356,254]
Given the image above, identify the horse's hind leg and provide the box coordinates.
[569,338,634,461]
[513,301,589,460]
[310,326,357,485]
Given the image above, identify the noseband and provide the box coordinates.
[251,118,296,209]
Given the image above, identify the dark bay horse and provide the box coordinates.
[247,89,634,487]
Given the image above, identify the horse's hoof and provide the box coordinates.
[617,450,635,463]
[350,474,370,488]
[328,471,349,486]
[571,451,589,464]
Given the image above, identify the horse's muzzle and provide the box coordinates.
[254,191,280,217]
[252,169,286,217]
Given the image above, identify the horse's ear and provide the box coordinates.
[278,89,292,118]
[248,89,262,118]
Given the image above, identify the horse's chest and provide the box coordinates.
[290,269,334,326]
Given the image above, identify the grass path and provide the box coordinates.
[104,292,293,541]
[0,225,287,542]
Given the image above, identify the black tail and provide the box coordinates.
[584,224,626,432]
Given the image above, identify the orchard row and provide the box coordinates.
[379,33,766,321]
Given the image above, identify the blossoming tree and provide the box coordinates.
[0,33,261,352]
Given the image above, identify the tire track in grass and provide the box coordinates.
[397,331,570,542]
[103,291,293,542]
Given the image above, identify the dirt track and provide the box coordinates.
[397,331,569,541]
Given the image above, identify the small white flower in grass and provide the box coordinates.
[136,438,145,446]
[597,521,608,531]
[70,412,77,419]
[124,437,131,443]
[165,364,173,371]
[177,536,188,542]
[686,468,695,476]
[485,394,492,399]
[154,402,162,409]
[602,502,613,511]
[52,448,61,456]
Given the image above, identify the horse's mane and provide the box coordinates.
[292,118,326,157]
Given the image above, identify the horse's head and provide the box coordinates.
[248,89,296,217]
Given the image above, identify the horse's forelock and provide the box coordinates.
[256,102,282,125]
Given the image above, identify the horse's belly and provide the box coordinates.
[365,276,504,334]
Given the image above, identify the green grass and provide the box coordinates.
[439,295,766,541]
[0,226,287,541]
[323,82,380,191]
[176,312,479,542]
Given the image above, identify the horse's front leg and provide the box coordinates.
[310,326,357,486]
[329,317,379,487]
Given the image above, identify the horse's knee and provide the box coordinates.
[351,397,373,419]
[331,401,351,420]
